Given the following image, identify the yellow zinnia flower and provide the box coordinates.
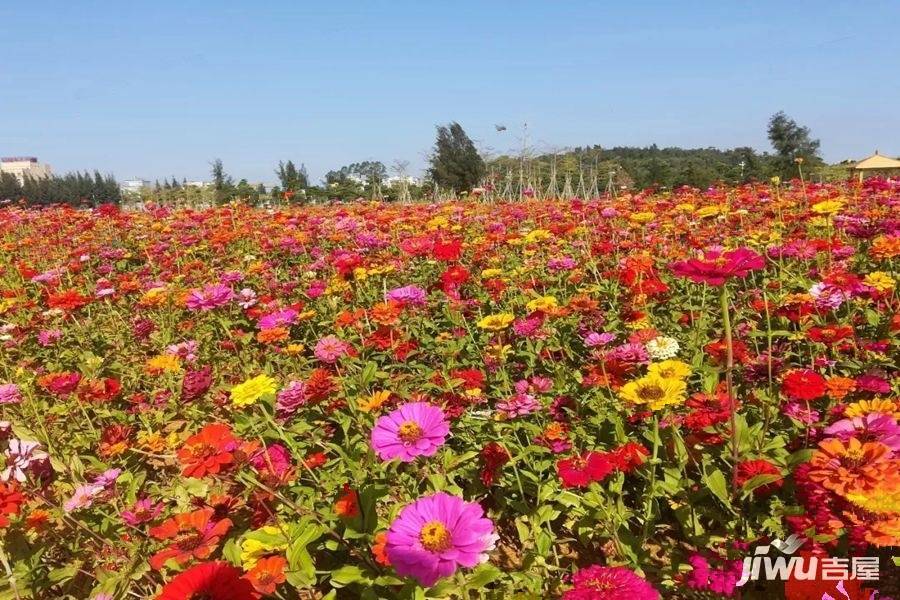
[648,360,692,380]
[477,313,515,331]
[619,373,687,410]
[844,399,900,419]
[145,354,182,374]
[863,271,895,294]
[359,390,390,413]
[526,296,557,312]
[231,374,278,407]
[811,199,845,215]
[629,212,655,224]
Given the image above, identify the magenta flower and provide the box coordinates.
[185,283,234,311]
[386,492,496,586]
[258,308,299,330]
[122,498,164,526]
[670,247,765,286]
[314,335,350,363]
[37,329,62,346]
[276,380,309,419]
[825,413,900,454]
[371,402,449,462]
[562,564,659,599]
[496,393,541,419]
[0,384,21,405]
[386,285,428,306]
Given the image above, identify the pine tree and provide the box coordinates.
[428,122,485,193]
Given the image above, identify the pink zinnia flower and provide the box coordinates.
[385,285,428,306]
[122,498,164,526]
[825,413,900,454]
[64,484,101,513]
[37,329,62,346]
[258,308,299,330]
[385,492,496,586]
[0,384,21,405]
[670,247,765,286]
[496,393,541,419]
[562,564,659,599]
[314,335,350,363]
[276,380,309,418]
[371,402,449,462]
[185,284,234,311]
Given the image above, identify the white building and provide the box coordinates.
[1,157,52,184]
[384,175,420,187]
[121,178,150,195]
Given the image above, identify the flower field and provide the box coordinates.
[0,180,898,599]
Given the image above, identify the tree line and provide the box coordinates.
[0,171,121,207]
[2,111,830,207]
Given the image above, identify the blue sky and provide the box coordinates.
[2,1,898,185]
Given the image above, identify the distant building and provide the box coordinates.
[384,175,420,187]
[121,178,150,195]
[183,181,210,188]
[1,156,52,184]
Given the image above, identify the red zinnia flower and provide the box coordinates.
[479,442,511,487]
[156,561,258,600]
[37,371,81,397]
[609,442,649,473]
[734,459,783,496]
[176,423,240,478]
[149,508,233,570]
[432,237,462,261]
[46,289,91,312]
[0,482,24,528]
[557,451,616,488]
[781,370,827,401]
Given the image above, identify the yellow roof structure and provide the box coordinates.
[851,151,900,170]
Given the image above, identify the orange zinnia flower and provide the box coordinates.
[149,508,233,570]
[335,484,359,518]
[825,376,856,401]
[246,555,287,594]
[807,438,896,496]
[864,516,900,547]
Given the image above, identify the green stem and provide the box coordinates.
[720,286,740,491]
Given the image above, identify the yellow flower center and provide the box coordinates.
[419,521,452,552]
[398,421,423,444]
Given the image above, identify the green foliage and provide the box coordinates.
[428,122,485,192]
[767,111,823,178]
[0,171,121,206]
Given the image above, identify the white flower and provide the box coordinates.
[646,336,680,360]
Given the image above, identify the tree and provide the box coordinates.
[767,112,822,179]
[428,122,485,193]
[210,159,234,204]
[0,172,22,201]
[276,160,309,195]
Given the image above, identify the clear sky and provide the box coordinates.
[2,1,898,185]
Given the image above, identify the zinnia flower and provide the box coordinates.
[149,508,233,570]
[807,438,898,496]
[477,313,515,331]
[371,402,449,462]
[185,284,234,311]
[562,564,659,599]
[155,561,258,600]
[670,247,765,286]
[314,335,350,363]
[781,369,827,401]
[0,384,21,405]
[385,492,496,587]
[619,373,687,410]
[176,423,240,477]
[230,374,277,407]
[557,451,616,488]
